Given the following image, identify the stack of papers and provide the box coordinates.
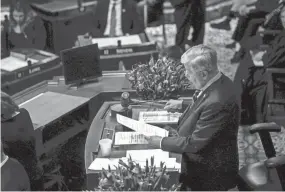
[116,114,168,137]
[88,157,128,171]
[127,149,180,170]
[1,52,38,72]
[114,132,148,145]
[139,111,182,124]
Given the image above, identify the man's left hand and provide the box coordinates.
[144,136,163,148]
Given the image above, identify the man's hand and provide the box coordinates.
[164,125,179,137]
[144,136,163,148]
[164,99,183,111]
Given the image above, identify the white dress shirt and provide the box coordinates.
[160,71,222,148]
[104,0,123,37]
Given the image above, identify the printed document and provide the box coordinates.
[139,111,182,124]
[116,114,168,137]
[114,132,148,145]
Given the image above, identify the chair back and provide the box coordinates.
[266,68,285,126]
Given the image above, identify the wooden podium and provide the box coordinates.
[85,101,181,190]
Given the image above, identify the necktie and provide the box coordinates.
[193,90,201,102]
[109,2,117,37]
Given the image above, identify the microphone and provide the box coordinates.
[120,92,130,108]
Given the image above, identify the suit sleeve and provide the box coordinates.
[161,102,231,154]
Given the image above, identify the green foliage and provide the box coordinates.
[126,56,192,100]
[93,156,180,191]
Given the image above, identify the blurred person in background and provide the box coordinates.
[90,0,144,37]
[234,4,285,124]
[1,0,47,52]
[147,0,205,51]
[210,0,248,30]
[1,91,43,191]
[226,0,280,63]
[1,139,31,191]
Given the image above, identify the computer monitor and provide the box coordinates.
[60,43,102,85]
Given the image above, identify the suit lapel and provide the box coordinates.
[177,74,225,129]
[178,91,209,127]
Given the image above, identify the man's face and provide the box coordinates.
[12,10,25,24]
[184,63,206,89]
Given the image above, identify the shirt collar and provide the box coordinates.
[200,71,222,92]
[110,0,122,5]
[1,155,9,168]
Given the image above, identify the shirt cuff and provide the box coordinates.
[160,137,164,149]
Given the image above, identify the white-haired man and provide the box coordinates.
[145,45,241,191]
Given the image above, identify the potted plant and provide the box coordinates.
[126,56,192,100]
[92,156,181,191]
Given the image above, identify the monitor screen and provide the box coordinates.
[61,44,102,85]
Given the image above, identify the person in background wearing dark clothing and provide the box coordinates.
[147,0,205,51]
[1,91,43,191]
[171,0,205,51]
[210,0,247,30]
[3,0,47,51]
[1,140,31,191]
[234,5,285,124]
[91,0,144,37]
[160,45,183,61]
[227,0,280,63]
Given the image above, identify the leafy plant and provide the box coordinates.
[126,56,192,100]
[93,156,181,191]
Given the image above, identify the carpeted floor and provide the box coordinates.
[146,19,285,168]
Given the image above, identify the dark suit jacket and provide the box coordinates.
[91,0,144,37]
[161,74,241,190]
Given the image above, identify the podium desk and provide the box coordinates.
[85,101,181,190]
[31,0,97,53]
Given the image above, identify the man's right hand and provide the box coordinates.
[164,99,183,111]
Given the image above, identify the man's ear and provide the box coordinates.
[201,71,208,80]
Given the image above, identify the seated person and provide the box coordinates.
[160,45,183,61]
[234,5,285,124]
[210,0,248,30]
[226,0,280,63]
[1,91,43,191]
[1,140,31,191]
[1,0,46,52]
[90,0,144,37]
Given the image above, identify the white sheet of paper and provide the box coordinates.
[1,57,28,71]
[116,114,168,137]
[92,35,142,48]
[88,157,128,171]
[139,111,182,124]
[114,132,148,145]
[127,149,169,161]
[126,149,180,169]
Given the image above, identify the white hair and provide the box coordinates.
[181,44,218,73]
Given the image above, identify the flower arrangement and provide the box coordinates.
[126,56,192,100]
[94,156,181,191]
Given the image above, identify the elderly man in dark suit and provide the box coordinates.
[91,0,144,37]
[145,45,241,191]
